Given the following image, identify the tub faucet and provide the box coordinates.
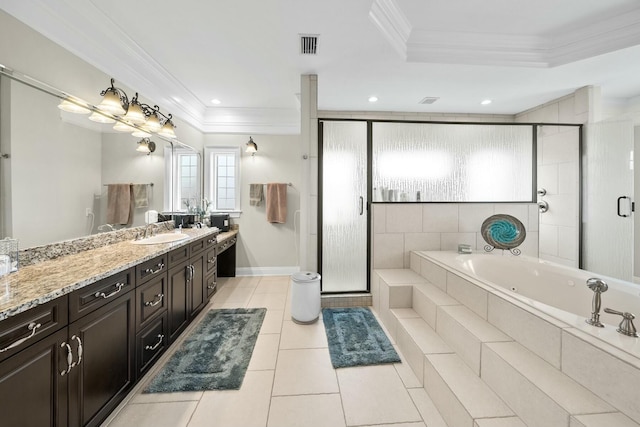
[604,308,639,337]
[585,278,608,328]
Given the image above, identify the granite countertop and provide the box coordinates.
[0,228,238,321]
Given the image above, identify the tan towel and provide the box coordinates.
[266,183,287,223]
[106,184,133,225]
[250,183,264,206]
[132,184,148,208]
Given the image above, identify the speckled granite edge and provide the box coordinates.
[1,228,238,321]
[19,222,176,267]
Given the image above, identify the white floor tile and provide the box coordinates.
[337,365,422,426]
[247,292,287,310]
[107,401,198,427]
[187,370,274,427]
[130,391,203,404]
[272,348,339,396]
[267,394,346,427]
[260,309,285,334]
[254,279,290,294]
[279,320,328,349]
[248,333,280,371]
[408,388,448,427]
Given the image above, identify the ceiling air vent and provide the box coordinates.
[419,96,440,105]
[300,34,319,55]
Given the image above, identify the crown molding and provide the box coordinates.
[372,0,640,68]
[1,0,299,135]
[368,0,412,59]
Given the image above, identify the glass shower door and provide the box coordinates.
[320,121,368,292]
[584,119,634,281]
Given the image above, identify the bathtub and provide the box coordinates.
[416,250,640,359]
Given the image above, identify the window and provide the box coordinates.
[165,147,201,212]
[204,146,241,216]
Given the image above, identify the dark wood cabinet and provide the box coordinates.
[0,230,221,427]
[217,236,237,277]
[168,261,190,342]
[0,327,68,427]
[67,291,135,427]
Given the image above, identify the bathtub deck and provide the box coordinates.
[373,252,640,427]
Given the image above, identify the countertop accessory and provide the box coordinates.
[481,214,526,255]
[0,238,18,275]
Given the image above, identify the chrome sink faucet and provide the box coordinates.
[143,224,156,239]
[585,278,608,327]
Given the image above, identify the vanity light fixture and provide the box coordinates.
[97,78,128,115]
[57,77,178,140]
[57,98,91,114]
[136,138,156,155]
[368,96,378,103]
[481,99,492,105]
[246,136,258,155]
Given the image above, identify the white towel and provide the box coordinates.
[133,184,148,208]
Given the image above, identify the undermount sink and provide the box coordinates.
[131,233,190,245]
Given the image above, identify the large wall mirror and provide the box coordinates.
[0,72,200,249]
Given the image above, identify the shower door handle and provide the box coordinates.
[617,196,633,217]
[359,196,364,215]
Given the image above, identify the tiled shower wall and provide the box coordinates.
[372,203,539,269]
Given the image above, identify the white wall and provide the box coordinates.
[372,203,539,269]
[203,134,301,273]
[515,86,597,267]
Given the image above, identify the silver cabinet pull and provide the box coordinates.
[207,238,215,244]
[95,282,125,299]
[0,322,41,353]
[72,335,83,367]
[144,263,165,275]
[60,341,73,376]
[144,293,164,307]
[208,258,216,264]
[207,282,217,290]
[144,334,164,351]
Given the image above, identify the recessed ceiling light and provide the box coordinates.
[211,99,221,105]
[481,99,492,105]
[368,96,378,103]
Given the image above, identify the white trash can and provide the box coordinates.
[290,271,321,324]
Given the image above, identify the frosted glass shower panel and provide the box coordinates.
[321,121,368,292]
[372,123,533,202]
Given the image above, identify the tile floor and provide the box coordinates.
[102,276,447,427]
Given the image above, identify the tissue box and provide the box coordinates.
[0,238,18,275]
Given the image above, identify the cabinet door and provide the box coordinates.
[135,312,168,380]
[136,273,168,330]
[206,273,218,300]
[168,263,190,342]
[0,328,68,427]
[67,292,135,427]
[190,255,205,319]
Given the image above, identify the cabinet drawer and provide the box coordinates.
[189,237,206,256]
[69,268,134,322]
[205,247,217,276]
[0,296,68,363]
[206,273,218,300]
[136,255,167,286]
[136,274,167,329]
[167,246,190,268]
[217,236,237,254]
[204,233,218,250]
[136,312,168,379]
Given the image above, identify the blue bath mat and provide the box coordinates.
[144,308,266,392]
[323,307,400,369]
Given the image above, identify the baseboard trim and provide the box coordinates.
[236,266,300,277]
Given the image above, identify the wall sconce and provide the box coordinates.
[246,136,258,156]
[136,138,156,155]
[58,77,178,140]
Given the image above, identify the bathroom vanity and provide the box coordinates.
[0,227,237,427]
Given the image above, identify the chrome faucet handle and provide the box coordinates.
[604,308,639,338]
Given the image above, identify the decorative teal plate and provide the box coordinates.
[481,214,526,254]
